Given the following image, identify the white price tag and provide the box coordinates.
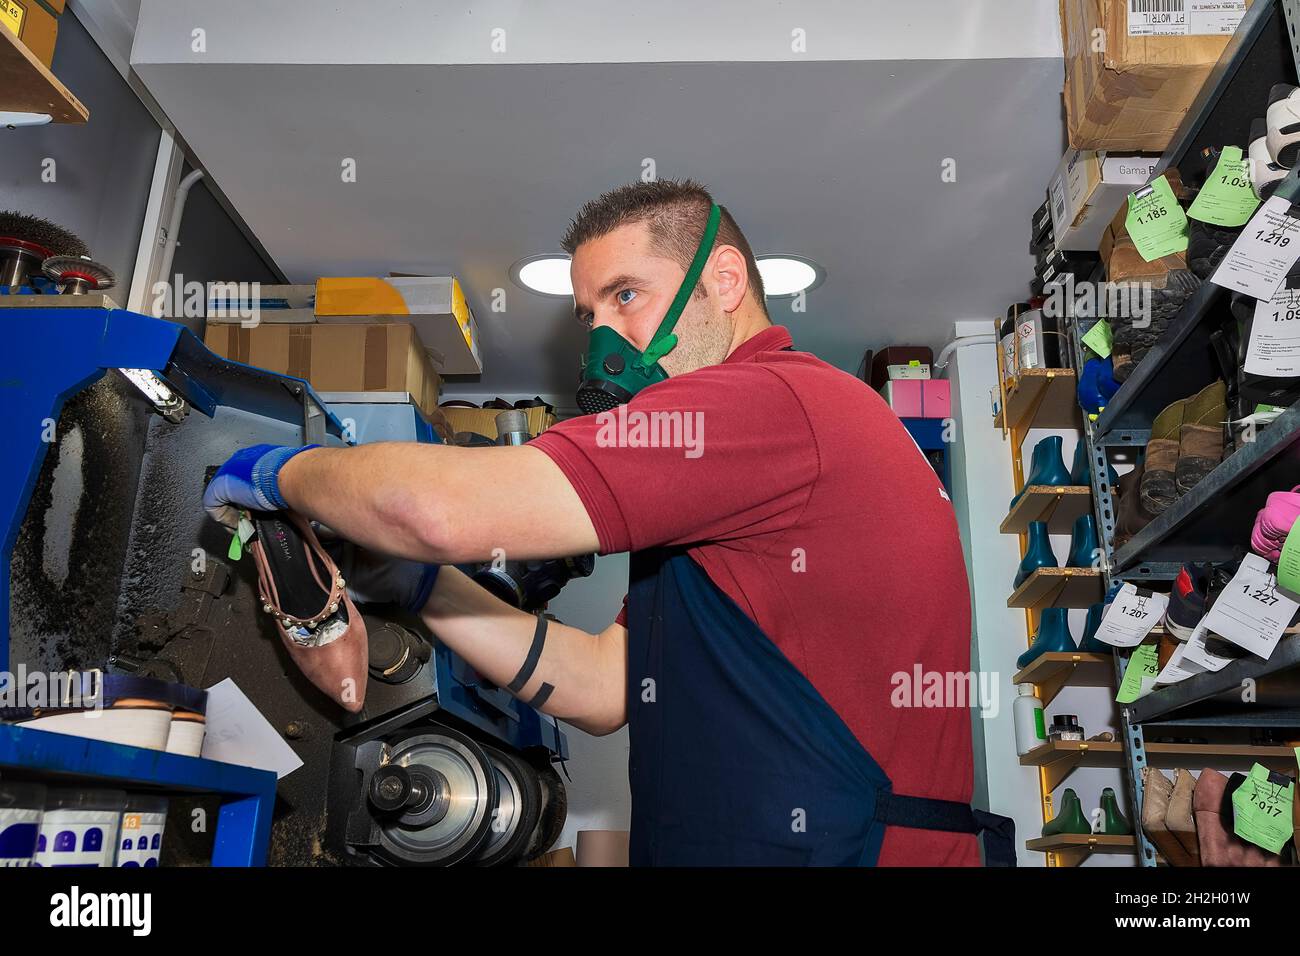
[1211,196,1300,300]
[1091,583,1169,648]
[1201,553,1299,659]
[1179,618,1243,673]
[1127,0,1246,37]
[1155,640,1208,685]
[1246,286,1300,376]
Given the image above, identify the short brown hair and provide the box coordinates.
[561,179,766,308]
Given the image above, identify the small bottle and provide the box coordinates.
[1013,684,1046,755]
[1047,714,1085,742]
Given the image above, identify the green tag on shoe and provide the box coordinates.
[1126,175,1189,262]
[1188,146,1261,228]
[1081,320,1113,359]
[226,514,255,562]
[1116,642,1159,704]
[1276,516,1300,595]
[1231,762,1295,854]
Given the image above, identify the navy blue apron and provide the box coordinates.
[627,549,1016,866]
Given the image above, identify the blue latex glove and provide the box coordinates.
[325,538,440,613]
[203,443,319,528]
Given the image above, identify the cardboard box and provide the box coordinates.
[1048,149,1160,251]
[1061,0,1251,152]
[880,380,951,420]
[204,321,442,420]
[438,405,556,440]
[0,0,60,67]
[869,346,932,389]
[315,276,483,375]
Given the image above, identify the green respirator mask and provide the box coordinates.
[576,203,723,414]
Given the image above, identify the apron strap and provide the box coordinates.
[874,793,1018,867]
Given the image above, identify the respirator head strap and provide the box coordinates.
[636,202,723,371]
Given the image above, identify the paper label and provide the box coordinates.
[1082,320,1114,358]
[1091,584,1169,647]
[1127,0,1247,36]
[1231,763,1295,854]
[117,811,166,868]
[32,810,122,868]
[1155,639,1208,684]
[1125,176,1189,261]
[1188,146,1261,227]
[1246,286,1300,377]
[1201,552,1299,659]
[0,0,24,40]
[1211,195,1300,299]
[1116,642,1160,703]
[1180,617,1243,673]
[0,807,41,866]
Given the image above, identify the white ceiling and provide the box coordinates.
[126,0,1068,393]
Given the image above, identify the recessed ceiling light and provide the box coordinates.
[511,255,572,297]
[757,255,824,296]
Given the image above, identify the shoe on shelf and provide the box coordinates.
[1186,219,1241,281]
[1014,521,1058,589]
[249,510,369,713]
[1141,768,1197,866]
[1165,769,1201,866]
[1266,83,1300,168]
[1193,769,1284,866]
[1164,563,1211,640]
[1077,602,1112,653]
[1113,462,1155,549]
[1066,513,1100,569]
[1011,435,1072,510]
[1099,787,1132,836]
[1249,117,1288,200]
[1140,380,1226,516]
[1175,423,1224,496]
[1251,484,1300,561]
[1016,607,1075,670]
[1042,788,1091,837]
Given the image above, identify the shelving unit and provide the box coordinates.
[995,367,1080,432]
[1000,485,1093,535]
[0,724,276,866]
[1013,652,1114,706]
[1007,567,1105,610]
[1054,0,1300,869]
[1025,834,1136,867]
[0,24,88,123]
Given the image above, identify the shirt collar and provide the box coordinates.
[724,326,794,365]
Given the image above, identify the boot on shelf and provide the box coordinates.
[1016,607,1075,670]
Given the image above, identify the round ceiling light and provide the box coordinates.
[756,255,824,296]
[511,255,573,297]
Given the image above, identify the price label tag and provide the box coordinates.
[1115,641,1160,704]
[1091,583,1169,648]
[1246,286,1300,377]
[1180,617,1243,673]
[1155,639,1208,685]
[1231,763,1295,855]
[1081,320,1113,359]
[1125,175,1189,262]
[1211,195,1300,300]
[1201,553,1299,659]
[1188,146,1261,228]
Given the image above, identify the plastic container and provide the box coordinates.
[117,795,168,867]
[1012,685,1047,756]
[1047,714,1085,742]
[32,788,126,867]
[0,781,46,866]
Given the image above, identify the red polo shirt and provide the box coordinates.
[530,325,978,866]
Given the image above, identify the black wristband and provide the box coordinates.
[508,614,549,695]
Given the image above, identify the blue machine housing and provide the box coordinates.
[0,304,564,864]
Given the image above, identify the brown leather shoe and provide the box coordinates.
[1142,768,1197,866]
[1175,423,1224,496]
[1141,438,1180,516]
[1165,768,1201,866]
[249,510,368,712]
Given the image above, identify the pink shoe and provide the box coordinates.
[249,511,368,712]
[1251,485,1300,561]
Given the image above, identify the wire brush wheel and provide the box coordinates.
[0,210,90,258]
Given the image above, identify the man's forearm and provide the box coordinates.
[420,567,627,736]
[276,442,600,564]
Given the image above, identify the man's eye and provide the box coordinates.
[617,289,637,305]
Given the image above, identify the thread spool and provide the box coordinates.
[33,789,125,868]
[0,781,45,867]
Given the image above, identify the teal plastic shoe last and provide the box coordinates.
[1014,521,1057,589]
[1016,607,1076,670]
[1067,513,1100,569]
[1011,436,1072,510]
[1069,441,1120,489]
[1077,602,1112,653]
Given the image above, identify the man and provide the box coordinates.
[206,179,1002,866]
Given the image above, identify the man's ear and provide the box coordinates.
[710,245,749,313]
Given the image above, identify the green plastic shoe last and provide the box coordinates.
[1099,787,1132,835]
[1042,788,1091,837]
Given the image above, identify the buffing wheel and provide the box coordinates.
[42,255,117,293]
